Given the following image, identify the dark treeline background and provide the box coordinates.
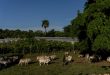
[0,38,73,55]
[0,29,67,39]
[64,0,110,58]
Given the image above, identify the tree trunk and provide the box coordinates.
[45,28,47,36]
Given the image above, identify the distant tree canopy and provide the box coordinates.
[0,29,66,38]
[65,0,110,55]
[0,38,73,54]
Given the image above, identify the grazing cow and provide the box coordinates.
[65,55,72,62]
[37,56,51,66]
[18,58,31,66]
[63,55,72,65]
[0,61,7,66]
[89,55,101,63]
[85,54,90,60]
[0,60,9,67]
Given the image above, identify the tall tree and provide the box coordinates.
[66,0,110,56]
[42,20,49,35]
[63,25,73,37]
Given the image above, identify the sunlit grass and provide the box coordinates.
[0,52,110,75]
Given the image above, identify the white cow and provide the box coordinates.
[65,55,72,62]
[85,54,90,60]
[0,60,8,66]
[37,56,51,66]
[107,57,110,62]
[18,58,31,66]
[63,55,73,65]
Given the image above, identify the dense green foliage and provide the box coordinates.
[0,38,73,54]
[0,29,66,38]
[65,0,110,56]
[0,29,44,38]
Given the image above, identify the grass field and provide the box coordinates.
[0,52,110,75]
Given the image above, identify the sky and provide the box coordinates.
[0,0,86,31]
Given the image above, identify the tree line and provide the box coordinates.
[64,0,110,58]
[0,29,67,39]
[0,38,73,55]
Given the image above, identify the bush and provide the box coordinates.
[0,38,73,54]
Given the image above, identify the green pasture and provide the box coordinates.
[0,52,110,75]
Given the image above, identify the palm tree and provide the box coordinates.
[42,20,49,35]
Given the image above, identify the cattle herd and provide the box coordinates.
[0,52,73,70]
[18,52,73,66]
[1,52,110,74]
[0,54,22,70]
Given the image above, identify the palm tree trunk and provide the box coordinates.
[45,28,47,36]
